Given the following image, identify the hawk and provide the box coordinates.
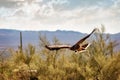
[45,28,97,52]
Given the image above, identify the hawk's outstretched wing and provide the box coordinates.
[73,28,97,46]
[45,45,71,50]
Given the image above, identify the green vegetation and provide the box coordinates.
[0,27,120,80]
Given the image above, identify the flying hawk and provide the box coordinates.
[45,28,97,52]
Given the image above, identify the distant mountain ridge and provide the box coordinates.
[0,29,120,51]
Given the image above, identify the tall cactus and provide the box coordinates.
[20,31,23,53]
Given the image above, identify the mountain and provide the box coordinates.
[0,29,120,51]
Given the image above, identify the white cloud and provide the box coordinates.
[0,7,17,18]
[0,0,120,33]
[49,0,69,5]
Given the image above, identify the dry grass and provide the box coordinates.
[0,27,120,80]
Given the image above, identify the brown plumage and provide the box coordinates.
[45,28,97,52]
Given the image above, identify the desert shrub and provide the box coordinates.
[0,27,120,80]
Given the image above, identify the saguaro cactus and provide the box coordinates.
[20,32,23,53]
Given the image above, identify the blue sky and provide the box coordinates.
[0,0,120,33]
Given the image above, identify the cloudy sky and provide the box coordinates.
[0,0,120,33]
